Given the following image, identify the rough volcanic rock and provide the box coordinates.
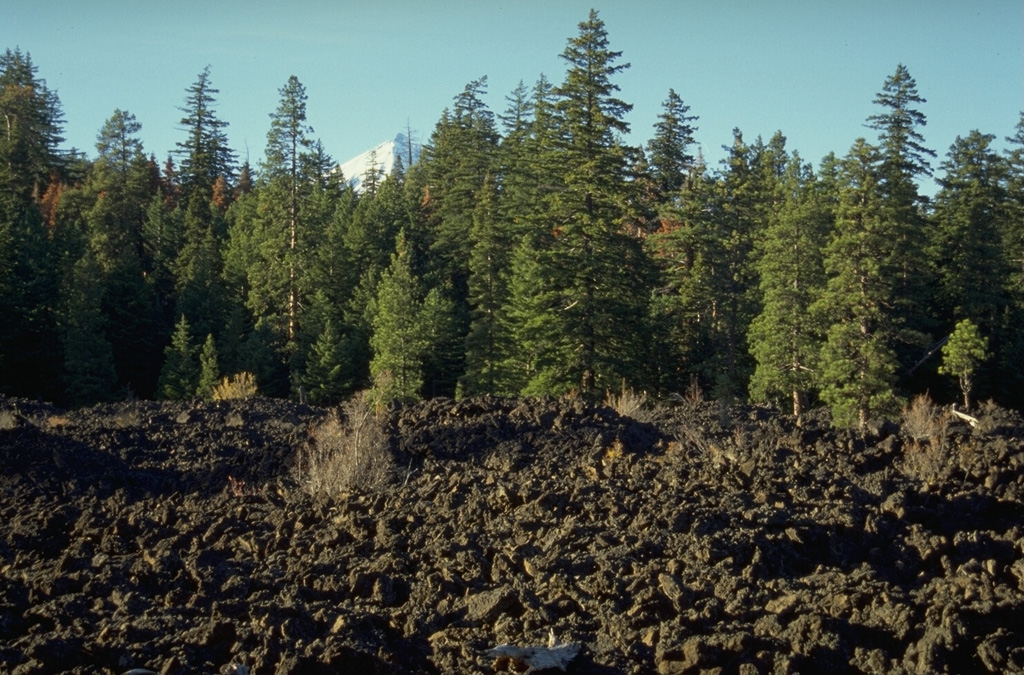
[1,394,1023,674]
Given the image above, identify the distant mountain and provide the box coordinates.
[335,132,422,193]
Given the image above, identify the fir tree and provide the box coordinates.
[868,64,935,180]
[0,48,65,201]
[748,153,828,424]
[999,113,1024,407]
[173,212,227,346]
[931,131,1008,332]
[419,285,460,398]
[88,109,163,395]
[248,75,319,354]
[420,77,500,392]
[369,232,429,402]
[197,333,220,399]
[647,167,720,395]
[175,66,235,206]
[344,170,408,285]
[461,175,511,396]
[61,249,117,406]
[494,76,558,243]
[521,9,653,395]
[500,234,559,396]
[704,129,766,396]
[426,76,500,286]
[158,315,199,400]
[302,315,350,405]
[816,139,901,429]
[647,89,699,197]
[1005,112,1024,298]
[867,64,936,365]
[0,49,65,398]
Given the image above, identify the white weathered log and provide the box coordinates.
[487,630,580,674]
[950,407,979,428]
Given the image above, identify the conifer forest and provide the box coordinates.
[3,11,1024,428]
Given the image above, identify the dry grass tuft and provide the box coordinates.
[296,392,393,496]
[900,393,952,483]
[212,372,258,401]
[0,409,17,430]
[102,408,141,429]
[44,415,72,430]
[604,381,648,420]
[902,394,944,443]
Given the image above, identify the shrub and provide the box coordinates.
[44,415,72,430]
[901,393,946,444]
[604,380,648,420]
[900,393,952,483]
[296,392,393,496]
[212,372,258,401]
[103,408,141,429]
[0,409,17,430]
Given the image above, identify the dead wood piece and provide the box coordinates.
[487,630,580,674]
[950,407,979,427]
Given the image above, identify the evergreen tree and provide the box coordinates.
[426,76,500,287]
[497,75,560,241]
[250,75,315,349]
[174,66,235,207]
[173,210,227,345]
[344,170,408,285]
[419,285,460,398]
[500,234,560,395]
[61,249,117,406]
[418,78,501,392]
[647,166,721,395]
[931,131,1008,332]
[816,139,901,429]
[141,193,183,322]
[460,174,510,396]
[88,109,163,396]
[704,129,766,396]
[866,64,936,366]
[197,333,220,399]
[296,288,355,404]
[748,153,828,424]
[519,9,653,395]
[1000,113,1024,407]
[302,316,349,404]
[238,320,289,398]
[0,49,65,398]
[868,64,935,180]
[306,176,356,315]
[1005,112,1024,298]
[158,315,199,400]
[0,48,65,201]
[939,318,989,410]
[646,89,699,197]
[360,149,384,197]
[369,232,429,402]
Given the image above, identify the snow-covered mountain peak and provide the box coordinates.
[335,132,422,193]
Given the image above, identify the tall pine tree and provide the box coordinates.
[0,49,65,398]
[515,9,653,395]
[460,174,511,396]
[748,153,828,424]
[174,66,236,209]
[817,139,901,429]
[647,89,699,198]
[867,64,936,369]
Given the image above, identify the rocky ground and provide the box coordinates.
[1,393,1023,674]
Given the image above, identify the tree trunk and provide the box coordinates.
[792,388,804,428]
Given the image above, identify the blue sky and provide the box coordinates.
[4,1,1022,193]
